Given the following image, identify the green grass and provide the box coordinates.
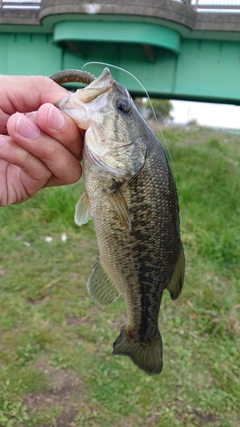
[0,126,239,427]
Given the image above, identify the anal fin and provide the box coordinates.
[87,257,121,308]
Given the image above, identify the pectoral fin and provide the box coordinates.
[167,245,185,300]
[87,257,121,308]
[74,191,91,226]
[106,187,131,231]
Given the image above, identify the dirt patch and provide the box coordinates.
[27,296,48,305]
[192,409,219,425]
[24,357,83,426]
[65,314,94,327]
[109,313,126,331]
[65,305,102,328]
[0,267,7,276]
[174,404,220,427]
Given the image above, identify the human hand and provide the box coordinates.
[0,75,83,206]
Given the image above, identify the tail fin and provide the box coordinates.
[112,326,162,376]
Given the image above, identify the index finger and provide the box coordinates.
[0,75,69,115]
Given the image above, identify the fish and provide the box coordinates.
[53,68,185,376]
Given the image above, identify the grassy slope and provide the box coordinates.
[0,126,239,427]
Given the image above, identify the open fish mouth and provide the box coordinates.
[74,68,113,103]
[49,68,115,130]
[50,67,114,107]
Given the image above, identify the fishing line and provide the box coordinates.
[81,61,177,181]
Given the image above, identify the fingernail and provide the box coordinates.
[0,136,6,147]
[48,106,65,130]
[16,116,40,139]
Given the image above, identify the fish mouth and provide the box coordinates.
[76,67,114,102]
[57,68,114,109]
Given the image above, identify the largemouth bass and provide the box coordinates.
[55,68,185,376]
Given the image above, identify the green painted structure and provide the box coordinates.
[0,1,240,104]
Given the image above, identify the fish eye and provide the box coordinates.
[116,98,131,114]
